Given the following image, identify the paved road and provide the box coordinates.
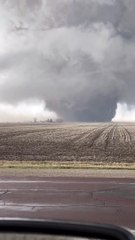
[0,177,135,229]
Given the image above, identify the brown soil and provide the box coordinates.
[0,122,135,163]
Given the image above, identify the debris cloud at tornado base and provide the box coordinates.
[0,0,135,122]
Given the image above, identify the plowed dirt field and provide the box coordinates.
[0,122,135,163]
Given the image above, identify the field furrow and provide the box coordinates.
[0,123,135,163]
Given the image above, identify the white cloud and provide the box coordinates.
[0,99,57,122]
[112,102,135,122]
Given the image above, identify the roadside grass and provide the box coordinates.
[0,161,135,170]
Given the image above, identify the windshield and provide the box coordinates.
[0,0,135,231]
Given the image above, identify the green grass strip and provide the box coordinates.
[0,160,135,170]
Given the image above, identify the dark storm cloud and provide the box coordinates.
[0,0,135,121]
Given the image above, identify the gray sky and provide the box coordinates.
[0,0,135,122]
